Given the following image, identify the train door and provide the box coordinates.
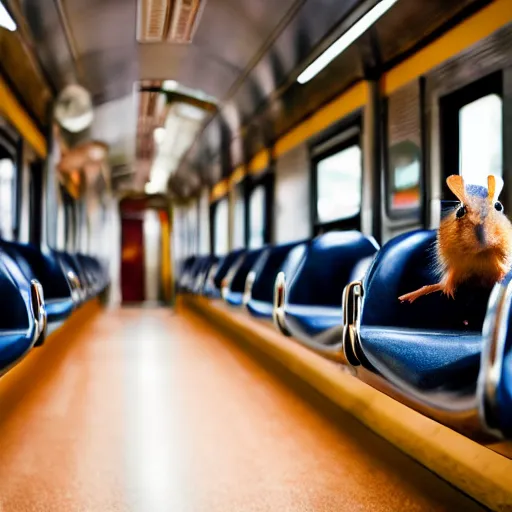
[120,196,173,305]
[121,215,145,304]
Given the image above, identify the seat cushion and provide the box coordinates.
[360,326,482,390]
[246,299,273,318]
[284,305,342,337]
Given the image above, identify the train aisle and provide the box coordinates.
[0,305,484,511]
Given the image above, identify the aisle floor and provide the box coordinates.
[0,307,485,511]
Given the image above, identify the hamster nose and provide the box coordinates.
[475,224,486,246]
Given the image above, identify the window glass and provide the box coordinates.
[233,184,245,249]
[389,141,421,210]
[316,145,361,224]
[0,158,15,240]
[249,185,265,249]
[214,198,229,256]
[459,94,502,186]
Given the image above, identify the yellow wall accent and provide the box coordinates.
[274,82,368,157]
[210,179,229,202]
[383,0,512,94]
[248,149,270,175]
[0,76,47,158]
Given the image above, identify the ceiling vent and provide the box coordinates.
[168,0,203,43]
[137,0,171,42]
[137,0,205,43]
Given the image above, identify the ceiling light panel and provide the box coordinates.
[297,0,399,84]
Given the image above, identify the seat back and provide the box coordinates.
[0,241,71,301]
[361,230,491,331]
[228,248,267,293]
[213,249,245,289]
[250,240,308,303]
[287,231,378,307]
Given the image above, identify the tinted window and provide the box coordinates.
[316,144,361,224]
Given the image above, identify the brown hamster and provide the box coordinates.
[399,174,512,303]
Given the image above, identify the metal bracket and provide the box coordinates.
[342,280,364,366]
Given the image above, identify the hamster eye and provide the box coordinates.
[494,201,504,212]
[456,205,467,219]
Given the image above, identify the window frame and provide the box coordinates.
[245,170,274,248]
[311,129,362,236]
[440,71,504,202]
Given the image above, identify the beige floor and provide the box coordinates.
[0,305,485,511]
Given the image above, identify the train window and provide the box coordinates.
[314,140,362,230]
[0,158,15,240]
[233,182,245,249]
[459,94,502,185]
[441,71,503,198]
[213,198,229,256]
[248,185,265,249]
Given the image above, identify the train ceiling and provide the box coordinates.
[7,0,487,197]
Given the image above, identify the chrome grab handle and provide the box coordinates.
[30,279,47,340]
[273,271,291,336]
[342,280,364,366]
[243,271,256,306]
[66,270,84,303]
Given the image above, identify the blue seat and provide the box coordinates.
[0,249,42,369]
[191,256,218,294]
[350,229,497,437]
[223,248,267,306]
[213,249,246,290]
[246,240,308,319]
[279,231,378,349]
[0,241,75,332]
[178,256,197,291]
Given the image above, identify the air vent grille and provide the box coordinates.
[137,0,206,43]
[169,0,202,43]
[137,0,171,42]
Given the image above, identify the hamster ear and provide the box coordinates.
[488,174,504,202]
[446,175,466,202]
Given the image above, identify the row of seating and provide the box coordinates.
[178,228,512,442]
[0,241,109,377]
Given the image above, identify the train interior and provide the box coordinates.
[1,0,512,509]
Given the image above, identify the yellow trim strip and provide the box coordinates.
[184,295,512,511]
[275,82,368,157]
[383,0,512,94]
[229,165,246,187]
[0,76,47,158]
[210,179,229,203]
[248,149,270,175]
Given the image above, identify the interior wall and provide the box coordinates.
[274,143,311,243]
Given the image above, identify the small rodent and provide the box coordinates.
[399,174,512,303]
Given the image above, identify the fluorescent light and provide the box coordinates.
[0,1,16,31]
[153,127,166,145]
[297,0,398,84]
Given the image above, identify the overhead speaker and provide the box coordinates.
[54,84,94,133]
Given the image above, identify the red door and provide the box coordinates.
[121,217,145,303]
